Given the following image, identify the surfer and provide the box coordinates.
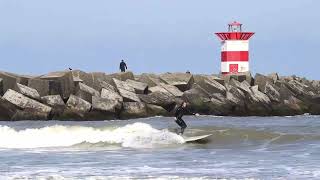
[174,101,197,135]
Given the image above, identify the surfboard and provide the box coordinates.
[183,134,212,143]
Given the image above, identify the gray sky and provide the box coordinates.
[0,0,319,79]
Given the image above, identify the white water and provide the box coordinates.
[0,122,185,149]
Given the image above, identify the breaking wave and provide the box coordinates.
[0,123,185,149]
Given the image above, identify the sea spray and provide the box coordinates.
[0,123,184,149]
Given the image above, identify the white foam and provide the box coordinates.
[0,123,185,149]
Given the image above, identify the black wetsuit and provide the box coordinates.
[174,106,190,135]
[120,62,127,72]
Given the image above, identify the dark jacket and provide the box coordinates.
[120,62,127,70]
[175,106,193,119]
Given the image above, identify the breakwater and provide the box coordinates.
[0,70,319,120]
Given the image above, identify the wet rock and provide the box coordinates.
[2,89,52,119]
[28,78,50,97]
[40,71,75,100]
[146,104,169,116]
[160,73,194,91]
[139,91,176,112]
[120,102,148,119]
[182,85,213,114]
[75,82,100,103]
[0,98,19,120]
[85,96,121,120]
[245,85,272,115]
[159,83,183,97]
[254,73,273,92]
[65,95,91,117]
[15,83,41,100]
[138,73,162,87]
[126,79,148,94]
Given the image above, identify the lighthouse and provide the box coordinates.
[215,21,254,75]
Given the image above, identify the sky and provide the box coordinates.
[0,0,319,79]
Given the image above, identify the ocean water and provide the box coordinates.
[1,115,320,179]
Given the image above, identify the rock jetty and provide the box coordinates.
[0,70,319,120]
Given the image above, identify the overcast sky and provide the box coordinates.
[0,0,319,79]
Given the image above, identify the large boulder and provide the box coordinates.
[72,70,107,91]
[229,79,251,94]
[28,78,50,97]
[120,102,148,119]
[225,84,246,115]
[254,73,273,92]
[41,95,65,119]
[113,78,140,102]
[182,85,213,114]
[101,88,123,103]
[113,78,135,92]
[0,71,19,95]
[40,71,75,100]
[85,96,121,120]
[105,71,134,84]
[15,83,41,100]
[160,73,194,91]
[149,86,170,93]
[194,76,226,95]
[286,80,316,97]
[146,104,169,117]
[221,72,253,85]
[264,82,280,102]
[159,83,183,97]
[244,85,272,116]
[2,89,52,119]
[0,78,3,95]
[267,73,279,83]
[139,91,176,112]
[75,82,100,103]
[126,79,148,94]
[138,73,162,87]
[63,95,91,119]
[0,98,19,120]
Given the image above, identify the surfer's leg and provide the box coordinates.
[175,118,187,135]
[180,119,187,134]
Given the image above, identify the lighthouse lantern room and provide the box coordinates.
[215,21,254,75]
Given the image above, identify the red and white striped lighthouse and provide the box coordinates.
[215,21,254,75]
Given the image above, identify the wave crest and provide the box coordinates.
[0,123,184,149]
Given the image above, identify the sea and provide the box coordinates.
[0,115,320,179]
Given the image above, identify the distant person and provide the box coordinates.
[174,101,198,135]
[186,70,191,74]
[119,60,128,72]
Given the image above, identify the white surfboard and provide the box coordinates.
[183,134,212,143]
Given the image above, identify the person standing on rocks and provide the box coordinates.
[119,60,128,72]
[174,101,198,135]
